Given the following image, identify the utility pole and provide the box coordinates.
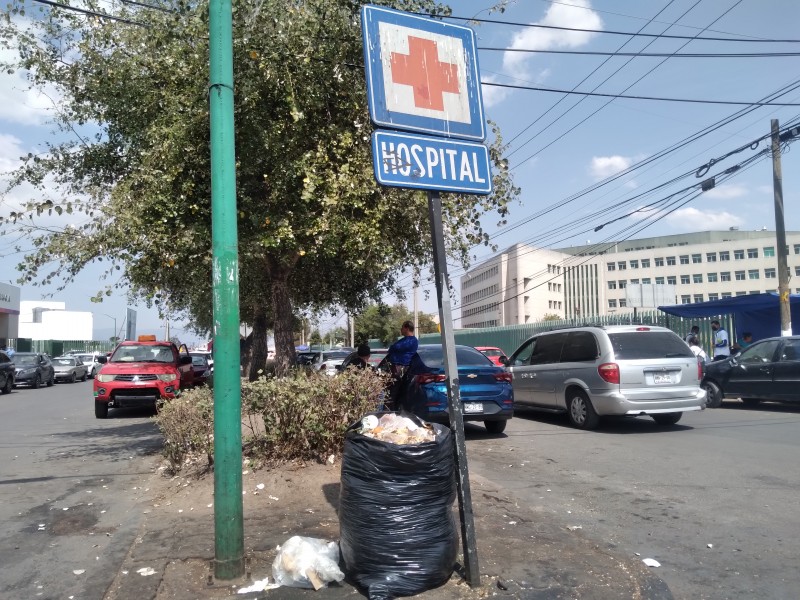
[349,315,355,348]
[771,119,792,336]
[413,283,419,334]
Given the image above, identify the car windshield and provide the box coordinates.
[76,354,95,363]
[322,351,351,361]
[480,348,504,357]
[191,356,208,366]
[15,354,38,366]
[415,345,492,368]
[608,332,694,360]
[55,358,76,366]
[111,345,174,363]
[297,352,319,365]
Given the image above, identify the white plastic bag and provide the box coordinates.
[272,535,345,589]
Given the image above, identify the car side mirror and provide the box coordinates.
[499,356,509,366]
[98,356,108,364]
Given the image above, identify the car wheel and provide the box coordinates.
[702,381,722,408]
[652,412,682,426]
[741,398,761,406]
[47,372,55,387]
[81,371,88,382]
[484,420,507,435]
[70,372,77,383]
[567,390,599,430]
[1,377,12,395]
[32,374,41,389]
[95,401,109,419]
[90,367,97,379]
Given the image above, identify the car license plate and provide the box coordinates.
[653,374,671,384]
[464,402,483,413]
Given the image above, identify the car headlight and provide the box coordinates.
[97,374,115,383]
[157,373,178,382]
[19,368,35,375]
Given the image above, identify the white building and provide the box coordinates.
[18,301,93,341]
[459,229,800,327]
[0,282,21,345]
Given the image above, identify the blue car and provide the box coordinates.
[394,344,514,434]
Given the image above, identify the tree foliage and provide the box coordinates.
[0,0,519,375]
[355,303,437,346]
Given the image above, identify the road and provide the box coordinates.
[0,379,162,600]
[465,402,800,600]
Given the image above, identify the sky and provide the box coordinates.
[2,0,800,340]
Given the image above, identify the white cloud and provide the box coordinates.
[481,74,511,108]
[665,207,744,230]
[589,155,633,180]
[503,0,602,73]
[0,35,59,126]
[703,184,748,200]
[755,184,773,195]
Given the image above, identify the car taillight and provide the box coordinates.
[697,357,704,379]
[494,372,513,383]
[416,373,447,385]
[598,362,620,384]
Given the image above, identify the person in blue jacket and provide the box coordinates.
[386,320,418,375]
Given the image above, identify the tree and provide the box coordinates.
[542,313,562,321]
[354,303,437,346]
[0,0,519,376]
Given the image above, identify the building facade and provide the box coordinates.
[459,229,800,327]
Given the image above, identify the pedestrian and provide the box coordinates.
[684,325,700,344]
[386,320,418,376]
[688,336,708,363]
[354,344,371,369]
[710,320,730,361]
[731,331,753,354]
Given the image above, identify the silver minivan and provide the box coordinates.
[503,325,706,429]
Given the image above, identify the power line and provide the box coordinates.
[480,47,800,58]
[30,0,147,26]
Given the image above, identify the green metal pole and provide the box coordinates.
[208,0,244,580]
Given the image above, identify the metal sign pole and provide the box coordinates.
[427,190,480,587]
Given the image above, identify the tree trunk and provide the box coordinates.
[248,312,269,381]
[267,257,298,377]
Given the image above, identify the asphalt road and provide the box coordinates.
[0,378,162,600]
[464,402,800,600]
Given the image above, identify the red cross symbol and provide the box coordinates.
[390,36,460,111]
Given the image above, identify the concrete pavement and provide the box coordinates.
[103,459,672,600]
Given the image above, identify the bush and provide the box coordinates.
[154,367,389,473]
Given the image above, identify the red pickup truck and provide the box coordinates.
[93,335,194,418]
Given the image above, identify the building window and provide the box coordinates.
[667,276,677,285]
[722,292,732,299]
[709,293,719,301]
[631,278,640,285]
[707,273,718,282]
[608,281,617,289]
[655,257,664,267]
[667,256,676,266]
[681,295,691,304]
[735,250,745,260]
[692,254,702,264]
[721,271,731,281]
[630,260,639,269]
[618,280,627,288]
[764,246,775,257]
[794,244,800,255]
[641,259,651,268]
[693,274,703,284]
[642,278,651,284]
[719,251,730,261]
[680,255,690,265]
[680,275,690,284]
[694,294,704,303]
[608,299,617,308]
[619,299,627,308]
[766,289,777,294]
[765,268,776,279]
[795,266,800,276]
[618,261,627,270]
[747,248,758,259]
[735,270,746,280]
[748,269,760,280]
[736,291,747,296]
[607,262,616,271]
[655,276,665,284]
[706,252,717,262]
[749,290,760,295]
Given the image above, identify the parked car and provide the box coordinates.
[52,355,89,383]
[12,352,56,388]
[189,352,212,386]
[0,350,14,394]
[337,348,389,371]
[389,344,513,434]
[75,352,104,378]
[502,325,706,429]
[475,346,508,367]
[702,335,800,408]
[298,350,353,376]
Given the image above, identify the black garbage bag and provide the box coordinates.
[339,414,458,600]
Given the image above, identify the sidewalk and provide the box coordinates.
[103,458,672,600]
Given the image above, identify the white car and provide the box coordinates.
[75,352,104,378]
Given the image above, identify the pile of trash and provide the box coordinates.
[358,413,437,445]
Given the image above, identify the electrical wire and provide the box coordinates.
[30,0,148,26]
[480,48,800,58]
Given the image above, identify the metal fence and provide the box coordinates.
[418,311,735,356]
[4,339,117,356]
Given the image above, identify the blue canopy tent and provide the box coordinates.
[658,293,800,342]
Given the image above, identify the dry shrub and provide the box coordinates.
[154,368,389,473]
[153,386,215,474]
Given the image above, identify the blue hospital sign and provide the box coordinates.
[371,130,492,195]
[361,5,486,141]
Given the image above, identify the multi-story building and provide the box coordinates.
[459,229,800,327]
